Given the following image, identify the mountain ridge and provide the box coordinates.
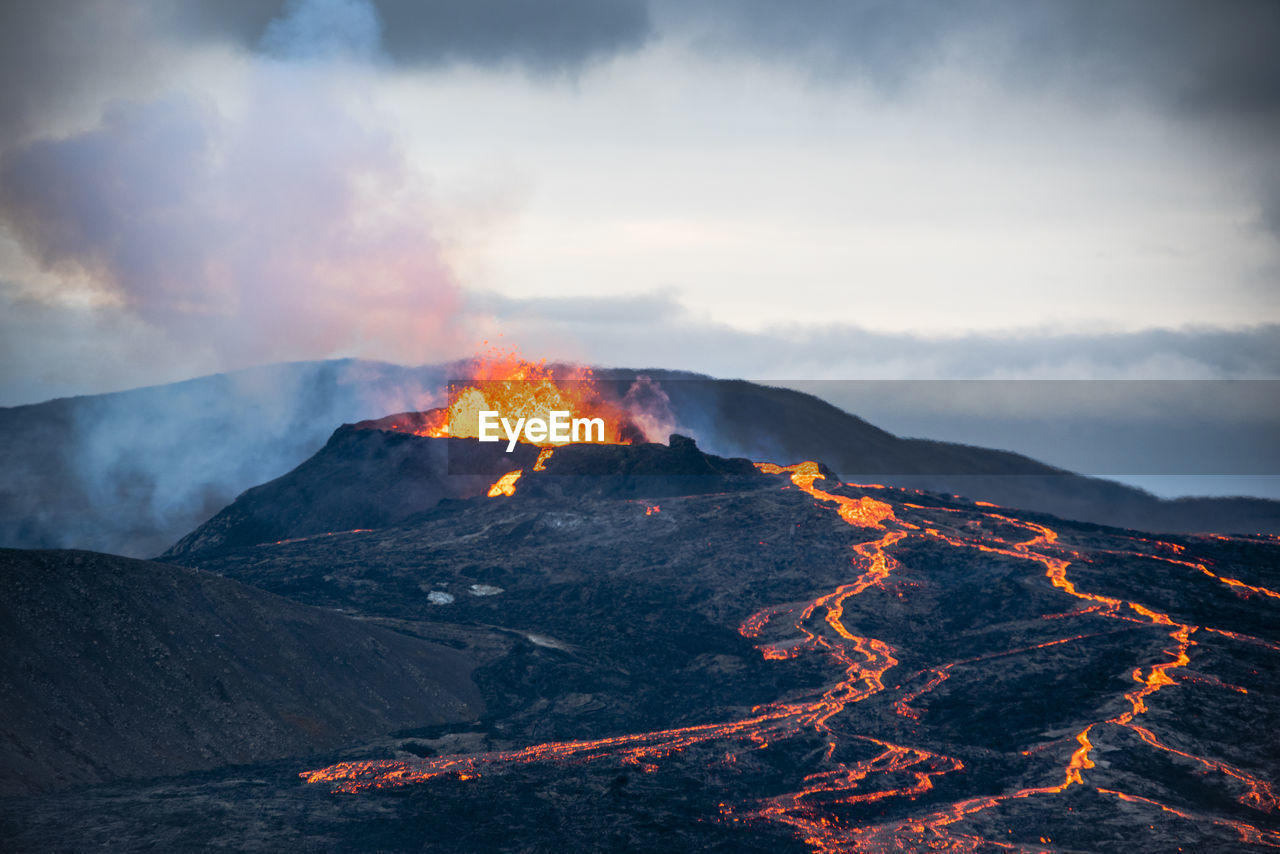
[2,360,1276,561]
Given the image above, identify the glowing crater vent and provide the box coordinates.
[417,350,634,446]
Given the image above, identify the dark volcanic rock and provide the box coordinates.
[538,434,756,477]
[163,433,790,559]
[0,548,482,795]
[136,455,1280,853]
[162,429,540,558]
[516,434,780,501]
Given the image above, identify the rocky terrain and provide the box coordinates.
[3,434,1277,852]
[162,430,542,557]
[0,548,482,796]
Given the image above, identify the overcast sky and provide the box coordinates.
[1,0,1278,405]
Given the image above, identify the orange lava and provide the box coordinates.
[756,462,899,529]
[486,470,522,498]
[413,348,630,446]
[1112,535,1280,601]
[266,529,374,546]
[302,459,1280,851]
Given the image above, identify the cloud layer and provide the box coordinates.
[468,290,1280,380]
[0,0,1277,405]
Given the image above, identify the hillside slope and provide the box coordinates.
[0,548,483,795]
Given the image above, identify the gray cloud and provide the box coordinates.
[174,0,1280,115]
[159,0,652,72]
[0,0,652,150]
[0,2,161,147]
[468,290,680,326]
[655,1,1280,119]
[374,0,652,72]
[654,1,1280,238]
[1,96,227,318]
[9,284,1275,407]
[5,2,1274,123]
[1262,170,1280,239]
[482,291,1280,380]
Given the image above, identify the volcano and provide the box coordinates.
[2,361,1276,561]
[3,428,1278,852]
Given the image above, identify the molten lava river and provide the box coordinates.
[301,458,1280,852]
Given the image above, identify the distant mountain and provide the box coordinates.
[2,361,1276,562]
[0,548,482,796]
[627,372,1280,535]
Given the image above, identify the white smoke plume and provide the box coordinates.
[0,0,468,374]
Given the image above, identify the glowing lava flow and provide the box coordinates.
[1106,535,1280,601]
[303,460,1280,851]
[486,470,522,498]
[484,448,552,499]
[306,460,941,834]
[266,529,374,546]
[844,509,1280,851]
[756,462,901,530]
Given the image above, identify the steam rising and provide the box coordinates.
[0,359,450,559]
[621,375,680,442]
[0,0,464,371]
[0,1,476,558]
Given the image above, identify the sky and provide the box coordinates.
[1,0,1279,407]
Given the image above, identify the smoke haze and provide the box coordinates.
[1,0,473,382]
